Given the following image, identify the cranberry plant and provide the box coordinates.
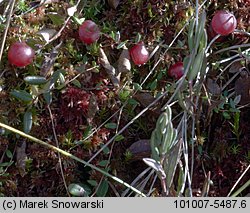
[0,0,249,197]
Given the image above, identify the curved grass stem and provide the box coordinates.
[0,122,146,197]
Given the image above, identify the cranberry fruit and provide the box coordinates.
[129,42,149,65]
[168,62,184,80]
[207,24,224,42]
[79,20,101,44]
[8,42,35,67]
[211,11,237,36]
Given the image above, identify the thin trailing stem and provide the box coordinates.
[213,44,250,55]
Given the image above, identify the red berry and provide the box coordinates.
[79,20,100,44]
[129,42,149,65]
[8,42,35,67]
[207,24,225,42]
[168,62,184,79]
[211,11,237,36]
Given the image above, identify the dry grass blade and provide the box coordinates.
[0,122,146,197]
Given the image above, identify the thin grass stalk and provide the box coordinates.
[227,164,250,197]
[230,179,250,197]
[0,122,146,197]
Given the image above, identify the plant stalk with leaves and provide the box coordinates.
[143,105,181,196]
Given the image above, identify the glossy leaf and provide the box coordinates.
[10,90,33,102]
[24,76,47,85]
[68,183,88,197]
[23,110,32,134]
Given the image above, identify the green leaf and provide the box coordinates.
[194,11,206,50]
[96,179,109,197]
[149,79,157,90]
[156,112,168,135]
[199,29,208,51]
[98,160,109,167]
[187,48,205,81]
[133,83,142,91]
[72,79,81,88]
[82,126,92,138]
[223,111,231,120]
[102,146,110,154]
[10,90,33,102]
[128,98,138,106]
[161,123,174,155]
[150,130,160,162]
[164,139,182,190]
[87,180,98,187]
[48,13,64,26]
[176,164,185,195]
[117,41,128,49]
[43,91,52,105]
[114,134,124,142]
[135,33,142,43]
[68,183,88,197]
[58,72,65,84]
[0,161,13,167]
[188,18,195,50]
[104,123,117,129]
[6,149,13,159]
[23,110,32,134]
[24,76,47,85]
[72,16,85,25]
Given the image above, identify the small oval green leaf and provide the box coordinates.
[6,149,13,159]
[98,160,109,167]
[104,123,117,129]
[72,79,81,88]
[23,110,32,134]
[24,76,47,85]
[10,90,33,102]
[68,183,87,197]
